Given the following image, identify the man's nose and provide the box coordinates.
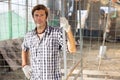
[37,16,42,20]
[37,15,41,19]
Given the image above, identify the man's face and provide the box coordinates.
[33,10,47,28]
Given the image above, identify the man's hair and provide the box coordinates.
[32,4,48,18]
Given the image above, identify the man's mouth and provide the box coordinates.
[36,23,41,27]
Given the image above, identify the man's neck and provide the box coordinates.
[36,25,46,34]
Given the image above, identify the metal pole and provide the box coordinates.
[103,0,112,46]
[36,0,39,4]
[78,0,83,80]
[8,0,12,39]
[61,0,67,79]
[25,0,28,33]
[98,0,112,70]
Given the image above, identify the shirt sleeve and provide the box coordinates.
[57,28,68,51]
[21,34,29,52]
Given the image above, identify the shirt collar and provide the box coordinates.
[33,25,50,35]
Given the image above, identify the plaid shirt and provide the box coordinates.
[22,26,67,80]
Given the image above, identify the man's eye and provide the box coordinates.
[41,14,44,16]
[34,14,39,17]
[41,14,45,16]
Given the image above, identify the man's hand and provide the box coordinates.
[60,17,76,53]
[22,65,31,79]
[60,17,70,32]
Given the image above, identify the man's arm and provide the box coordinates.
[60,17,76,53]
[66,27,76,53]
[21,50,29,67]
[21,50,31,79]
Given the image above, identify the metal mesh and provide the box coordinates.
[0,0,120,80]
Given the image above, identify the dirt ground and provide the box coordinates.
[64,39,120,80]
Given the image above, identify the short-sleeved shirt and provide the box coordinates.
[22,26,67,80]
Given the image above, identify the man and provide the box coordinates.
[21,4,76,80]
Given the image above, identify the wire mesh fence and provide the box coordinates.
[0,0,120,80]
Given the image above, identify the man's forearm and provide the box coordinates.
[21,50,28,67]
[66,27,76,53]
